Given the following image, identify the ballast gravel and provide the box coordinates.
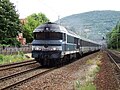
[7,51,119,90]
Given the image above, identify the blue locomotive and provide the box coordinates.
[32,22,101,66]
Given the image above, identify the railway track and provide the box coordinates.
[107,50,120,71]
[0,65,55,90]
[0,60,37,71]
[107,50,120,89]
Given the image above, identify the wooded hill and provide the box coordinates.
[56,10,120,44]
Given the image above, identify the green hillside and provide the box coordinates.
[56,10,120,43]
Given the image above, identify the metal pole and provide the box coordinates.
[117,35,118,50]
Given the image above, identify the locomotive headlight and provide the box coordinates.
[32,46,35,50]
[35,47,39,50]
[53,47,57,50]
[32,46,42,51]
[51,47,61,51]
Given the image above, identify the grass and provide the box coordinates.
[116,48,120,52]
[86,55,102,66]
[88,65,100,78]
[74,65,99,90]
[74,81,96,90]
[109,48,120,52]
[74,54,102,90]
[0,51,28,65]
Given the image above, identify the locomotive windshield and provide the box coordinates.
[34,32,63,40]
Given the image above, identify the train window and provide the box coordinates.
[67,35,74,43]
[84,41,86,46]
[74,38,78,44]
[34,32,63,40]
[81,40,84,46]
[63,33,66,41]
[79,39,81,46]
[34,33,36,39]
[81,40,89,46]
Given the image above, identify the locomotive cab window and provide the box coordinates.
[63,33,66,41]
[34,32,63,40]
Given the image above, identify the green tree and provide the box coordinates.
[0,0,22,46]
[107,22,120,49]
[23,13,49,43]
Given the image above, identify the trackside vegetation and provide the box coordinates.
[0,51,28,65]
[0,0,22,46]
[107,22,120,50]
[23,13,49,43]
[74,54,102,90]
[0,0,49,46]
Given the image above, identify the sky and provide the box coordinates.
[10,0,120,22]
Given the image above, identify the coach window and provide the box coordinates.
[74,38,78,44]
[67,35,74,43]
[79,39,82,47]
[84,41,86,46]
[84,41,87,46]
[63,33,66,41]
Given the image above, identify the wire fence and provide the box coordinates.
[0,45,32,55]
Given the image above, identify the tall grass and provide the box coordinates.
[74,54,102,90]
[0,51,28,65]
[74,81,96,90]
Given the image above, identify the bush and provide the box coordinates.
[1,38,21,47]
[0,54,4,62]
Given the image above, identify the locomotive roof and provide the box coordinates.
[33,22,79,38]
[33,22,67,33]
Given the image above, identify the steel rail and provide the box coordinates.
[0,60,37,71]
[0,66,40,82]
[1,67,55,90]
[107,53,120,70]
[0,59,35,68]
[107,50,120,71]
